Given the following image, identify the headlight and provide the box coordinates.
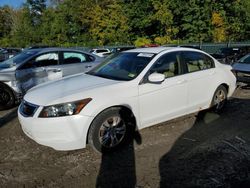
[39,98,92,118]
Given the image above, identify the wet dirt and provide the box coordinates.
[0,87,250,187]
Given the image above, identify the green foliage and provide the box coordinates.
[134,37,152,47]
[0,0,249,47]
[0,6,13,38]
[88,1,129,45]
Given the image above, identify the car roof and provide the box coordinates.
[24,47,94,55]
[125,47,202,54]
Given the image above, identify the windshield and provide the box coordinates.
[87,52,155,81]
[239,54,250,64]
[0,50,38,68]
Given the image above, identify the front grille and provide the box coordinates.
[20,101,39,117]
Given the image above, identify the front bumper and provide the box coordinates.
[18,105,94,151]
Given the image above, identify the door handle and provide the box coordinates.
[33,67,45,73]
[85,65,92,68]
[46,68,61,73]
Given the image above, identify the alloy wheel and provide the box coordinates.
[214,89,226,110]
[98,116,126,148]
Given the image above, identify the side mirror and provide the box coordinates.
[148,73,165,84]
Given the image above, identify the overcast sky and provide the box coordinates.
[0,0,25,8]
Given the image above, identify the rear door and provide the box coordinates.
[181,51,216,112]
[59,51,96,76]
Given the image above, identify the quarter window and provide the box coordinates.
[182,51,214,73]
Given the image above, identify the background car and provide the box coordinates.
[232,53,250,84]
[0,48,21,62]
[0,47,104,110]
[210,47,250,64]
[109,46,136,53]
[89,48,111,57]
[18,47,236,153]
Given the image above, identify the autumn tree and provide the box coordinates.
[211,12,226,42]
[1,0,250,47]
[88,0,129,45]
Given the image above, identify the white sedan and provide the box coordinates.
[18,47,236,152]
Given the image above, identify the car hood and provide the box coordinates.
[233,63,250,72]
[24,73,121,105]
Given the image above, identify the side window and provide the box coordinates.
[34,53,58,67]
[183,51,214,73]
[19,52,58,69]
[150,52,181,78]
[63,52,86,64]
[203,54,215,69]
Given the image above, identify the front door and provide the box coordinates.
[16,52,60,92]
[138,52,188,128]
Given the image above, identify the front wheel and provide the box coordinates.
[211,85,228,113]
[0,84,16,110]
[88,107,134,153]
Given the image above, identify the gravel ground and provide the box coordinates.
[0,86,250,188]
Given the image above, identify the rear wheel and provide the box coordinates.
[88,107,134,153]
[0,84,16,110]
[211,85,227,113]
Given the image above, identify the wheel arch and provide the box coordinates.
[209,83,229,112]
[86,105,138,144]
[0,81,18,96]
[220,83,229,93]
[0,81,17,110]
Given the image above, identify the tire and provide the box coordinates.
[88,107,135,153]
[211,85,227,113]
[0,84,16,110]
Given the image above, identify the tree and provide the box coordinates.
[123,0,155,41]
[211,12,226,42]
[10,7,34,47]
[179,0,213,42]
[48,0,94,46]
[1,0,250,47]
[26,0,46,26]
[88,0,129,45]
[150,0,175,44]
[211,0,249,42]
[0,6,14,38]
[0,6,15,46]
